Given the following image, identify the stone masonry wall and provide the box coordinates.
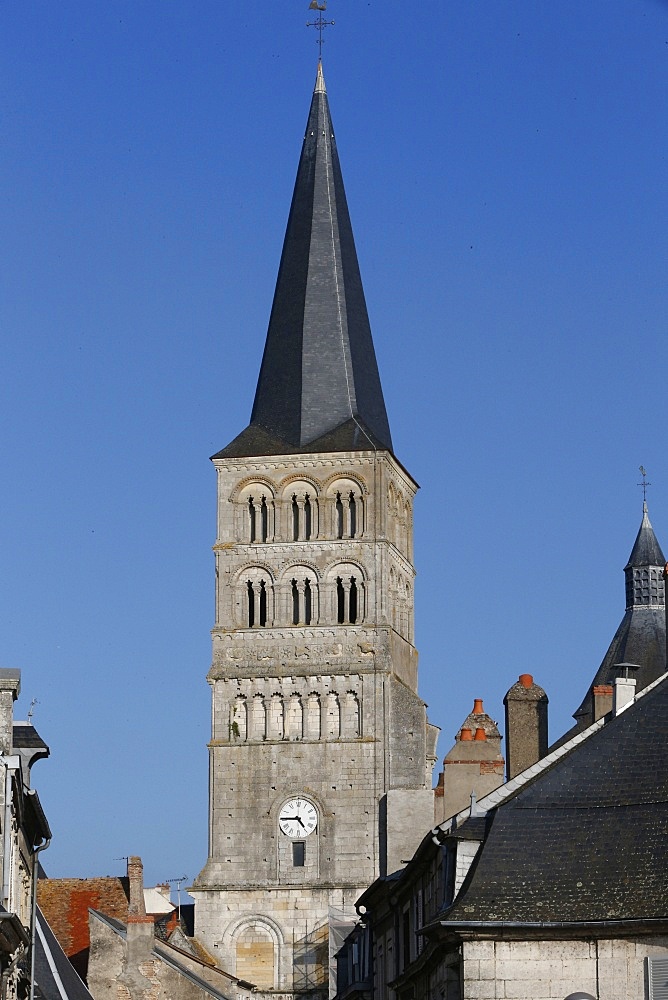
[461,936,668,1000]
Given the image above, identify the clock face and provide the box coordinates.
[278,797,318,838]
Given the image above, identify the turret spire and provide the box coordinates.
[216,64,392,459]
[572,503,666,728]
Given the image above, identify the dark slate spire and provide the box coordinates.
[625,501,665,575]
[216,63,393,459]
[572,504,667,727]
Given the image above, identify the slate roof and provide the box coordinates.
[214,62,392,459]
[625,502,665,568]
[440,673,668,926]
[13,724,49,750]
[573,504,666,723]
[34,908,94,1000]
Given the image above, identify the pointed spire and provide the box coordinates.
[572,504,667,727]
[216,64,392,459]
[625,502,666,570]
[314,60,326,94]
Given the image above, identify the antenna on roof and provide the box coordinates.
[166,875,188,923]
[638,466,651,504]
[27,699,38,725]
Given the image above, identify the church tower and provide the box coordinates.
[191,64,438,997]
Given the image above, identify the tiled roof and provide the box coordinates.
[37,877,129,980]
[441,674,668,925]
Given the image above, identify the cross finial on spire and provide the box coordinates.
[638,466,651,504]
[307,1,334,59]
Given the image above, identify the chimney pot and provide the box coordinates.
[473,698,484,714]
[474,727,486,741]
[519,673,533,688]
[460,727,473,741]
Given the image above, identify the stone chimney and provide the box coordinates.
[434,698,504,824]
[503,674,548,780]
[120,856,156,999]
[612,663,639,716]
[0,670,20,755]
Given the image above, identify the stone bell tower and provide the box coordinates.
[191,63,438,998]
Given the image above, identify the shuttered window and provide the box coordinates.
[649,956,668,1000]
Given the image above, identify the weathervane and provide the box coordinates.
[307,1,334,59]
[638,465,651,503]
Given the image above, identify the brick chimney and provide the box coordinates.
[503,674,548,780]
[120,856,155,999]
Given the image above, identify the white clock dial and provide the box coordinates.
[278,797,318,838]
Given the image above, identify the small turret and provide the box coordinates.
[573,503,666,729]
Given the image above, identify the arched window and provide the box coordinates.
[292,495,299,541]
[349,492,357,537]
[306,693,321,739]
[304,495,312,540]
[241,569,274,628]
[286,695,303,740]
[231,697,247,741]
[260,497,268,542]
[341,692,361,737]
[234,921,278,989]
[325,692,340,739]
[284,481,319,541]
[268,694,284,740]
[249,497,256,543]
[247,579,268,627]
[329,563,365,625]
[250,695,266,740]
[284,570,318,626]
[328,479,364,539]
[336,576,360,624]
[238,485,274,543]
[349,578,358,624]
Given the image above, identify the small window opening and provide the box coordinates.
[249,497,256,543]
[259,580,267,627]
[292,842,305,867]
[337,577,345,624]
[292,495,299,541]
[336,493,344,539]
[247,581,255,628]
[304,579,312,626]
[292,579,299,625]
[349,577,358,624]
[349,493,357,538]
[260,497,268,542]
[304,495,312,540]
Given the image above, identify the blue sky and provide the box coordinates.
[2,2,668,891]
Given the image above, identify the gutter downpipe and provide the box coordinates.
[28,835,51,1000]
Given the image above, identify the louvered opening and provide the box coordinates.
[649,955,668,1000]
